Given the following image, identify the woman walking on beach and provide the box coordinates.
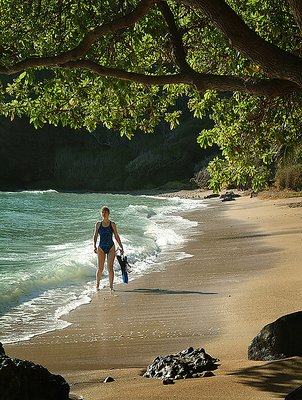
[93,206,124,292]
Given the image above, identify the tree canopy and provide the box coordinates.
[1,0,302,190]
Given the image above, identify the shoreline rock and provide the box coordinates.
[0,342,69,400]
[143,347,220,380]
[248,311,302,361]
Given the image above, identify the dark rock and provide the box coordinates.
[0,342,5,356]
[162,378,174,385]
[103,376,115,383]
[201,371,215,377]
[0,346,69,400]
[220,191,241,202]
[285,385,302,399]
[250,191,258,198]
[143,347,220,380]
[181,346,194,355]
[204,194,220,199]
[248,311,302,361]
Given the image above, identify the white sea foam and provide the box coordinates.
[0,189,59,195]
[19,189,59,194]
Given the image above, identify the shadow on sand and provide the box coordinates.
[230,357,302,398]
[123,288,218,295]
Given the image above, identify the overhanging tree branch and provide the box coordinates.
[192,73,301,97]
[0,0,158,74]
[157,2,191,71]
[61,59,301,96]
[183,0,302,86]
[62,60,191,84]
[288,0,302,33]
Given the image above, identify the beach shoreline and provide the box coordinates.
[5,190,302,399]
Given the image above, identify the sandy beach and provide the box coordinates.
[6,190,302,399]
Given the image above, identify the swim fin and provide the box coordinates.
[116,255,129,284]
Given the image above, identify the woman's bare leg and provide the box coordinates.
[107,246,116,291]
[96,248,106,290]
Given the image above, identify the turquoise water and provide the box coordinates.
[0,190,207,343]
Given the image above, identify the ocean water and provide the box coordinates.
[0,191,207,344]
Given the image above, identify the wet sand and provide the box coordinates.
[6,192,302,399]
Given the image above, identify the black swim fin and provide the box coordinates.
[116,255,129,284]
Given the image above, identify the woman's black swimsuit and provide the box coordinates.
[98,221,114,254]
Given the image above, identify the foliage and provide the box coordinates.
[194,92,302,191]
[275,165,302,191]
[1,0,302,189]
[275,144,302,191]
[190,168,211,189]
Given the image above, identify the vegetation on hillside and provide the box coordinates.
[1,0,302,190]
[0,112,216,191]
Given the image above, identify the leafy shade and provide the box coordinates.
[1,0,302,189]
[196,92,302,191]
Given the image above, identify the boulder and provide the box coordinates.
[204,194,220,199]
[0,342,5,356]
[220,191,241,202]
[248,311,302,361]
[103,376,115,383]
[143,347,219,380]
[201,371,215,377]
[162,378,174,385]
[0,345,69,400]
[285,385,302,399]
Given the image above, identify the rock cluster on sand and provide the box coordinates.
[143,347,219,381]
[220,191,241,202]
[204,191,242,201]
[248,311,302,360]
[0,342,69,400]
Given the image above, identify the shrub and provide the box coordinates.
[275,164,302,191]
[190,168,211,189]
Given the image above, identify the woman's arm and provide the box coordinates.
[112,222,124,253]
[93,222,100,253]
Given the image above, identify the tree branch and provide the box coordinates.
[183,0,302,86]
[61,59,301,97]
[192,73,301,97]
[157,2,191,71]
[62,60,191,85]
[0,0,157,74]
[288,0,302,33]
